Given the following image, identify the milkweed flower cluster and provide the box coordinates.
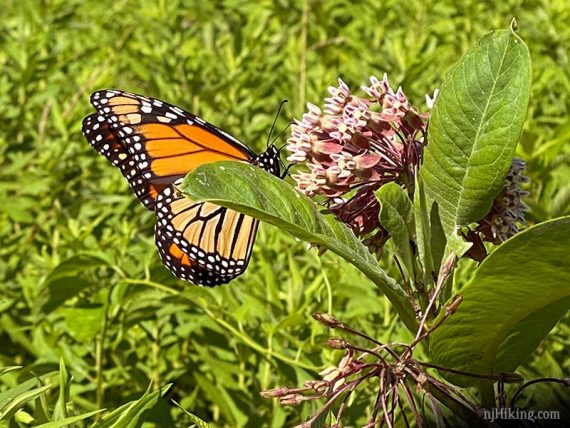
[287,76,530,253]
[287,75,431,243]
[476,157,530,244]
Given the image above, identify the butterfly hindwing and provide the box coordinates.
[154,182,259,286]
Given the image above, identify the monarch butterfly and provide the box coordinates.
[82,90,282,286]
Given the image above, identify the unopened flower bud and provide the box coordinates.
[445,295,463,316]
[327,337,348,349]
[304,379,329,392]
[441,253,456,277]
[260,387,290,398]
[312,312,341,328]
[497,372,524,384]
[279,393,305,406]
[320,366,341,382]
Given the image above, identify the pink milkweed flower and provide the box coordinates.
[476,157,530,244]
[288,75,431,248]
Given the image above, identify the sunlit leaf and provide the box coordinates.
[430,217,570,386]
[422,28,531,241]
[180,161,417,330]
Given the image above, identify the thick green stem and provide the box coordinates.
[478,380,496,409]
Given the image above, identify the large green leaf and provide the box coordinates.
[422,28,531,238]
[430,217,570,387]
[180,161,417,330]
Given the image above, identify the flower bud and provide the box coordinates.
[260,387,290,398]
[279,393,304,406]
[327,337,348,349]
[445,295,463,316]
[312,312,341,328]
[497,372,524,384]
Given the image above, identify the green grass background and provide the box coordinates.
[1,0,569,426]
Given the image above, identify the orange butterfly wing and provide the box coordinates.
[154,180,259,286]
[82,90,276,286]
[83,89,255,209]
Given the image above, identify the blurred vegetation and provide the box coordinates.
[0,0,568,426]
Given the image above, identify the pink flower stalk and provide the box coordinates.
[287,75,430,242]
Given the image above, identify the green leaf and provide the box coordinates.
[45,254,108,284]
[35,409,105,427]
[35,278,92,316]
[422,28,531,238]
[0,374,56,413]
[376,183,416,280]
[184,412,212,428]
[0,367,22,378]
[180,161,417,331]
[413,178,434,286]
[0,383,52,421]
[63,305,104,343]
[52,358,70,421]
[430,217,570,387]
[170,400,212,428]
[192,373,246,426]
[14,409,34,424]
[92,383,172,428]
[34,254,108,315]
[428,200,449,277]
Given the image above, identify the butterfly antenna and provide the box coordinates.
[271,122,292,148]
[267,99,288,148]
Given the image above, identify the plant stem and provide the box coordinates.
[426,380,498,427]
[478,381,495,409]
[95,288,111,413]
[202,307,320,371]
[298,0,308,112]
[510,377,570,408]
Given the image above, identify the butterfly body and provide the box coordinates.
[82,90,281,286]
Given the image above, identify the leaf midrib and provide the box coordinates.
[453,38,511,229]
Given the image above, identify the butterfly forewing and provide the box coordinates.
[82,113,157,209]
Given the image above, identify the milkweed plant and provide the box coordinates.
[181,22,570,427]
